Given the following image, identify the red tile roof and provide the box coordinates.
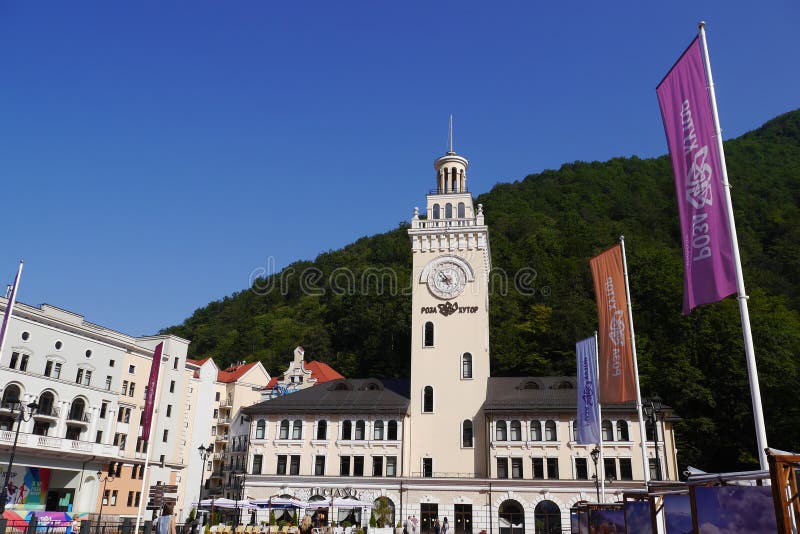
[218,362,260,383]
[305,360,344,383]
[186,358,210,366]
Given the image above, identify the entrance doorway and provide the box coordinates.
[454,504,472,534]
[46,489,74,512]
[420,503,438,534]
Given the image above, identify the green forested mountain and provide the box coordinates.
[163,109,800,473]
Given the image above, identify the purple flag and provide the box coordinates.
[0,262,23,359]
[141,342,163,441]
[576,336,600,445]
[657,37,736,314]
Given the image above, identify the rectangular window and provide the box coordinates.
[292,421,302,440]
[100,402,108,419]
[546,458,560,479]
[532,458,544,479]
[20,354,28,371]
[108,462,116,476]
[110,359,115,367]
[129,383,135,397]
[386,456,397,477]
[162,429,168,442]
[387,421,398,441]
[353,456,364,476]
[84,370,92,386]
[289,455,300,475]
[53,362,62,379]
[173,357,179,370]
[422,458,433,478]
[105,375,112,390]
[124,408,130,423]
[649,459,662,481]
[129,364,135,373]
[213,409,219,418]
[316,421,327,440]
[372,456,383,477]
[252,455,263,474]
[131,465,137,479]
[604,458,617,481]
[135,492,141,507]
[103,490,109,506]
[76,368,84,384]
[497,458,508,479]
[122,381,128,396]
[619,458,633,481]
[340,456,350,476]
[511,458,523,479]
[159,454,165,466]
[314,455,325,476]
[215,392,220,401]
[170,381,175,393]
[166,405,172,417]
[44,360,52,376]
[575,458,588,480]
[10,352,19,369]
[276,455,287,475]
[96,431,103,444]
[111,491,118,506]
[127,491,134,507]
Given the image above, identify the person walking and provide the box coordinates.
[156,503,177,534]
[441,518,448,534]
[300,515,312,534]
[433,519,440,534]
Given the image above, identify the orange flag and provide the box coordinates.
[590,244,636,403]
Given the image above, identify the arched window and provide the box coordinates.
[423,386,434,413]
[458,202,465,218]
[342,420,353,440]
[498,500,524,534]
[355,420,365,440]
[462,419,473,448]
[68,398,86,421]
[387,420,398,440]
[602,420,614,441]
[496,420,508,441]
[374,421,384,440]
[316,420,327,440]
[461,353,472,379]
[38,391,56,416]
[279,419,290,439]
[255,419,266,439]
[545,420,557,441]
[372,497,396,528]
[616,420,629,441]
[530,421,542,441]
[445,203,453,218]
[291,419,302,440]
[509,420,522,441]
[1,384,21,407]
[432,204,440,219]
[534,500,561,534]
[424,322,434,347]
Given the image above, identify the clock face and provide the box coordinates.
[427,261,467,299]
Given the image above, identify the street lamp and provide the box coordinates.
[643,396,663,481]
[589,447,601,502]
[198,444,213,527]
[0,399,39,510]
[96,470,115,534]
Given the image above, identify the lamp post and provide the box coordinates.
[198,445,212,526]
[0,399,39,511]
[589,447,601,502]
[96,470,115,534]
[643,396,663,481]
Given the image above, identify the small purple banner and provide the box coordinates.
[141,342,163,441]
[576,336,600,445]
[657,36,736,314]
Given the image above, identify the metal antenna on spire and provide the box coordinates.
[448,114,454,153]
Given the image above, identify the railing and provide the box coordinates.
[415,218,478,229]
[0,431,124,457]
[217,417,231,424]
[220,397,233,407]
[0,400,21,410]
[429,187,470,195]
[35,406,60,418]
[216,434,229,442]
[66,412,91,423]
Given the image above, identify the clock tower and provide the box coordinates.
[407,126,491,478]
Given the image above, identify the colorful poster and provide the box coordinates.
[576,336,600,444]
[0,466,50,510]
[588,504,625,533]
[590,244,636,403]
[663,494,692,534]
[656,37,737,314]
[694,486,776,533]
[141,341,164,441]
[624,501,652,534]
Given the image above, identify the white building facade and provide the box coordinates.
[239,143,679,533]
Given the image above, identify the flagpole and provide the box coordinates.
[698,21,768,470]
[135,346,167,533]
[0,261,23,360]
[619,236,651,485]
[594,331,606,502]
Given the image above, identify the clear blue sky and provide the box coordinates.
[1,1,797,336]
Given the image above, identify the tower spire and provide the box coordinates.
[448,114,454,154]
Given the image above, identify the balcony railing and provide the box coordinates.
[0,431,121,458]
[216,434,229,442]
[34,406,60,418]
[414,218,478,230]
[66,412,91,423]
[428,187,470,195]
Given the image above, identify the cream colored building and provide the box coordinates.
[238,142,679,533]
